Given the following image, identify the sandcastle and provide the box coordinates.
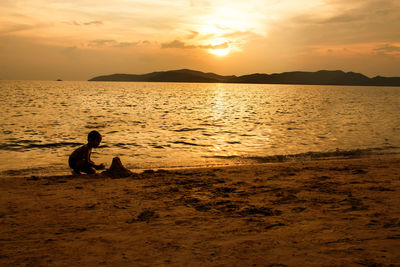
[102,157,134,178]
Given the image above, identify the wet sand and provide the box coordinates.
[1,156,400,266]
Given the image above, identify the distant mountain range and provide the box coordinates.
[89,69,400,86]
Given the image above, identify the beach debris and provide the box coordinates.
[215,187,237,193]
[368,186,395,192]
[180,196,211,212]
[215,202,240,213]
[316,175,331,180]
[386,234,400,239]
[168,187,179,193]
[126,209,159,223]
[113,204,127,209]
[154,169,170,175]
[352,169,368,174]
[239,206,282,217]
[102,157,134,178]
[340,196,369,212]
[292,207,306,213]
[264,263,288,267]
[85,204,96,210]
[272,193,302,204]
[143,169,155,175]
[264,222,286,230]
[68,227,87,233]
[26,176,39,181]
[193,203,211,212]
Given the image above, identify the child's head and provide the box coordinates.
[87,130,102,148]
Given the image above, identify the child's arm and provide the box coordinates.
[87,160,105,170]
[94,163,105,170]
[86,147,105,170]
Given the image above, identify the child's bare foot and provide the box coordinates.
[72,169,81,175]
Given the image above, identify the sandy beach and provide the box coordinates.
[1,155,399,266]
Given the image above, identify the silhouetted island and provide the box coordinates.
[89,69,400,86]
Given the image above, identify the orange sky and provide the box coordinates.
[1,0,399,80]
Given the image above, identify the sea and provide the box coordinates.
[1,80,399,177]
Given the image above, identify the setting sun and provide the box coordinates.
[210,48,229,56]
[209,38,230,56]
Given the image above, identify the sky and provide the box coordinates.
[0,0,399,80]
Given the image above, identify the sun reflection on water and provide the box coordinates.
[0,81,399,174]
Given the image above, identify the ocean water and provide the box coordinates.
[0,80,399,176]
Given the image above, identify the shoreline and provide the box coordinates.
[1,156,400,265]
[1,146,399,179]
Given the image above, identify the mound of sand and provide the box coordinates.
[102,157,135,178]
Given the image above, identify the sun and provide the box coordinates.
[210,47,230,56]
[209,38,230,56]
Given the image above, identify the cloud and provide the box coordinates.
[199,42,229,49]
[1,0,399,79]
[292,9,365,25]
[0,22,50,34]
[88,39,117,47]
[161,39,229,51]
[276,0,400,46]
[113,41,140,48]
[222,30,259,40]
[161,40,196,49]
[186,30,199,40]
[63,21,81,26]
[87,39,146,48]
[320,13,365,24]
[83,20,103,26]
[373,44,400,55]
[63,20,103,26]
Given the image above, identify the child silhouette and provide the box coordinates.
[69,130,105,174]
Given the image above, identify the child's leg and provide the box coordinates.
[73,160,96,174]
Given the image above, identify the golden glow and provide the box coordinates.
[210,48,230,56]
[1,0,398,79]
[210,48,229,56]
[209,38,230,56]
[196,6,255,56]
[201,7,252,33]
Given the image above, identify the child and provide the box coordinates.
[69,130,105,174]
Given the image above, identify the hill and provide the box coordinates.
[89,69,235,83]
[89,69,400,86]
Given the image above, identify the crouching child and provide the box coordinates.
[69,130,105,174]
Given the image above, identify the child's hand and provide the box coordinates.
[96,163,106,170]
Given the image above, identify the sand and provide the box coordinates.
[1,156,400,266]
